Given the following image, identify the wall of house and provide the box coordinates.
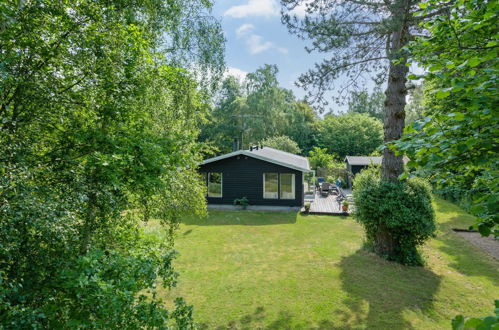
[199,155,304,207]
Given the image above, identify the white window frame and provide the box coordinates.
[280,173,296,200]
[263,173,279,199]
[207,172,223,198]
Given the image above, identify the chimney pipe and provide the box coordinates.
[232,138,239,152]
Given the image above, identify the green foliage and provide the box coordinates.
[398,0,499,236]
[200,65,319,154]
[308,147,336,169]
[347,87,385,120]
[452,300,499,330]
[261,135,301,154]
[353,168,436,265]
[234,197,250,209]
[0,0,223,327]
[319,113,383,158]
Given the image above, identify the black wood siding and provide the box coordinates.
[199,155,304,207]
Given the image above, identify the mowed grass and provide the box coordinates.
[147,198,499,329]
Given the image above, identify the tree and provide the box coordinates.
[281,0,447,181]
[319,113,383,158]
[201,65,320,154]
[285,101,320,154]
[308,147,335,169]
[347,86,385,120]
[281,0,446,261]
[0,0,224,327]
[397,0,498,237]
[261,135,301,154]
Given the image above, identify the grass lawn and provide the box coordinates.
[147,198,499,329]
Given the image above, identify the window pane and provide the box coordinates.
[208,172,222,197]
[264,173,278,199]
[280,173,295,199]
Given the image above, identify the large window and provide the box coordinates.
[280,173,295,199]
[263,173,296,200]
[208,172,222,197]
[263,173,278,199]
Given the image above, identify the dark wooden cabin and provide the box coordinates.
[199,147,312,207]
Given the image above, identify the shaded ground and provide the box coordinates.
[148,198,499,329]
[455,231,499,260]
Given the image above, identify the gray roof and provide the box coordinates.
[344,155,409,166]
[344,156,382,166]
[201,147,312,172]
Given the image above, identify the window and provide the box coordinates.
[280,173,295,199]
[208,172,222,197]
[263,173,278,199]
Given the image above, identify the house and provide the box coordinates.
[344,156,383,176]
[199,146,313,209]
[344,155,409,187]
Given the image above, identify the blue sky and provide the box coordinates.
[212,0,350,111]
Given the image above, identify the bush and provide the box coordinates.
[304,202,311,212]
[452,300,499,330]
[353,168,436,265]
[234,197,250,209]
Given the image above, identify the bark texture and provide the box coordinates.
[378,0,411,255]
[382,0,410,182]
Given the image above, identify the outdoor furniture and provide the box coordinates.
[320,182,331,197]
[329,184,340,196]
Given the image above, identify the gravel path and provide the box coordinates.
[455,231,499,260]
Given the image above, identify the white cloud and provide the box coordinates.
[246,34,288,54]
[236,24,255,38]
[224,0,279,18]
[224,66,248,81]
[290,1,309,18]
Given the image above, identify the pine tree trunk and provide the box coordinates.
[377,1,410,257]
[382,59,407,181]
[381,1,410,183]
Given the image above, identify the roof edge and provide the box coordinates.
[201,150,313,173]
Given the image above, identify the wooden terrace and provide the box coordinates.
[302,189,353,216]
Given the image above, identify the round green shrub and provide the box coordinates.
[353,168,436,265]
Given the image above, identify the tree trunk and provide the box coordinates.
[382,2,410,182]
[378,1,411,257]
[382,59,407,181]
[374,223,399,257]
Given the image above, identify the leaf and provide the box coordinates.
[452,315,465,330]
[435,90,450,98]
[429,63,443,72]
[464,318,483,328]
[453,112,465,121]
[478,223,491,236]
[468,57,482,68]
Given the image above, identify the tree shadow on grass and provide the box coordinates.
[336,249,441,329]
[182,211,298,226]
[436,216,499,285]
[198,307,335,329]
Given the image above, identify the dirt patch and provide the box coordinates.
[454,230,499,260]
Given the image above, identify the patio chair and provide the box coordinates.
[320,182,331,197]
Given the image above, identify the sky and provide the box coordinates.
[212,0,358,113]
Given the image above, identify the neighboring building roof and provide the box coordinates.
[344,155,409,166]
[344,156,382,166]
[201,147,313,172]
